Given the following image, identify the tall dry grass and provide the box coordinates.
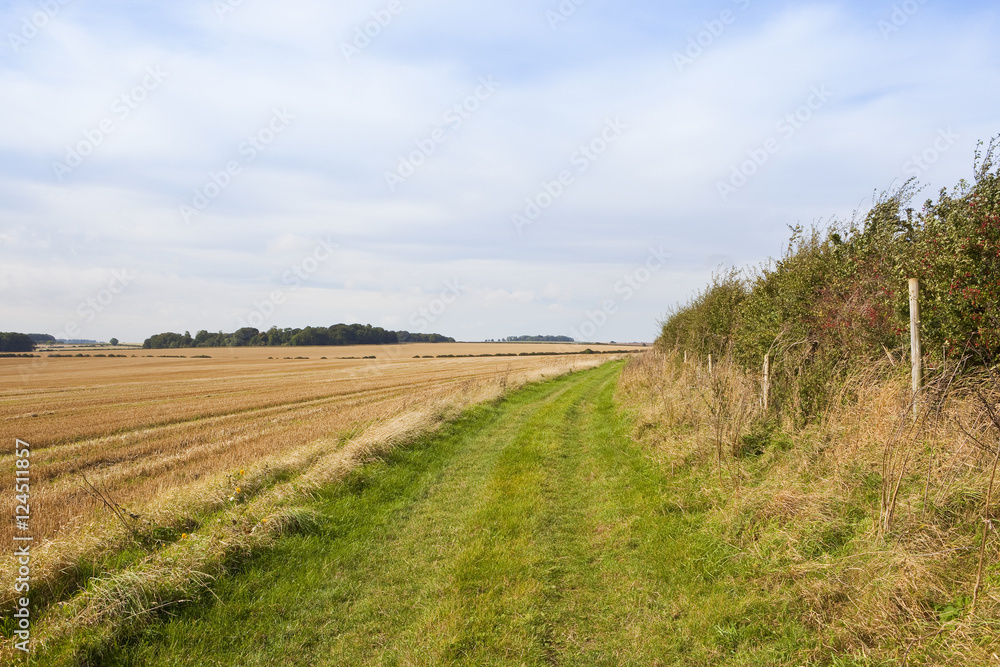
[617,349,1000,664]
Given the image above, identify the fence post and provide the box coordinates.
[909,278,922,420]
[763,353,770,411]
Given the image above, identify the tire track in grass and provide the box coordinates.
[95,360,816,666]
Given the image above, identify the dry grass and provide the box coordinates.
[0,344,620,650]
[617,349,1000,664]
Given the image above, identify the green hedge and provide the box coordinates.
[657,138,1000,419]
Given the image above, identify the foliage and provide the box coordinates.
[658,267,746,361]
[142,324,456,349]
[503,335,575,342]
[657,138,1000,420]
[0,332,36,352]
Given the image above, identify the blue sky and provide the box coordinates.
[1,0,998,344]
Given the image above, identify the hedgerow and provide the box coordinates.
[658,137,1000,421]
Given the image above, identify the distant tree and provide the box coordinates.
[232,327,259,347]
[0,333,35,352]
[142,332,194,349]
[109,338,119,346]
[141,324,454,348]
[504,335,574,343]
[398,331,456,344]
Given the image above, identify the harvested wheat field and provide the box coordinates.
[1,344,638,543]
[0,345,635,619]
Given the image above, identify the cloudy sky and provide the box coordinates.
[1,0,997,344]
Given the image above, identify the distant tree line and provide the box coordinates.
[142,324,455,349]
[502,335,575,342]
[0,333,36,352]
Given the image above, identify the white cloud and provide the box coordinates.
[2,1,998,342]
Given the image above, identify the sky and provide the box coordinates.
[1,0,998,344]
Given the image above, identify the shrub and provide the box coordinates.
[658,137,1000,422]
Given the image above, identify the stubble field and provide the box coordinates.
[1,343,639,550]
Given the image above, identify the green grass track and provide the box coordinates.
[95,360,815,666]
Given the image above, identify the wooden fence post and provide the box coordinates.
[763,353,770,412]
[909,278,922,420]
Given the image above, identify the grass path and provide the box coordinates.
[98,361,816,666]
